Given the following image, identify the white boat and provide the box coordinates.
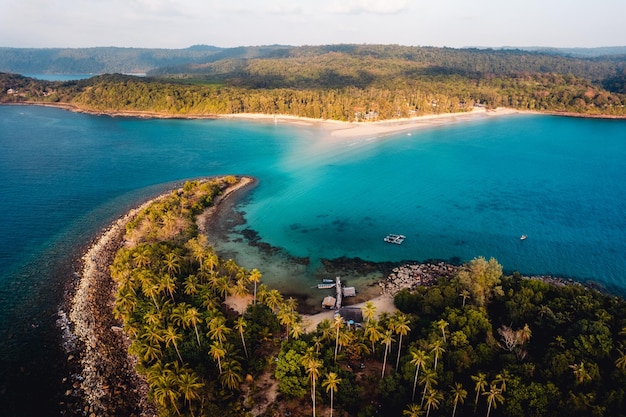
[317,283,336,289]
[384,234,406,244]
[520,234,527,240]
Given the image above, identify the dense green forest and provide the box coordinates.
[109,178,626,417]
[2,45,626,120]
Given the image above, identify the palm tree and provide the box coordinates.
[472,372,488,410]
[380,329,395,378]
[493,370,510,392]
[393,313,411,371]
[424,388,443,417]
[264,289,283,312]
[183,306,203,346]
[302,351,322,417]
[435,319,449,343]
[419,369,438,407]
[207,316,231,346]
[482,385,504,417]
[220,359,243,390]
[364,319,383,355]
[277,306,298,340]
[163,325,184,363]
[290,321,304,340]
[361,301,377,323]
[249,268,262,304]
[333,314,344,362]
[616,347,626,373]
[403,403,424,417]
[209,341,226,373]
[322,372,342,417]
[177,369,204,415]
[569,361,592,385]
[234,316,248,358]
[410,349,429,402]
[450,382,467,417]
[163,252,181,276]
[429,339,445,371]
[153,371,182,415]
[459,289,471,307]
[183,274,199,296]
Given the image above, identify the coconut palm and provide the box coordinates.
[380,329,396,378]
[163,252,181,276]
[290,321,304,340]
[209,341,226,373]
[264,289,283,312]
[410,349,429,402]
[302,351,322,417]
[333,314,344,362]
[220,359,243,390]
[424,388,443,417]
[459,289,471,307]
[153,371,182,415]
[364,319,383,355]
[435,319,449,343]
[493,370,510,392]
[472,372,488,410]
[482,385,504,417]
[419,369,438,407]
[177,368,204,415]
[322,372,342,417]
[429,339,445,371]
[234,316,248,358]
[249,268,262,304]
[569,361,592,385]
[163,325,184,363]
[392,313,411,371]
[207,316,231,346]
[183,274,199,296]
[183,306,203,346]
[449,382,467,417]
[361,301,377,323]
[616,347,626,373]
[403,403,424,417]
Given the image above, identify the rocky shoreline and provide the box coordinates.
[59,177,256,417]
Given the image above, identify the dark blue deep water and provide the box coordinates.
[0,105,625,415]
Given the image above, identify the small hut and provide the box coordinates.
[322,296,337,309]
[342,287,356,297]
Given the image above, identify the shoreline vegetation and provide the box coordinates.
[63,175,626,417]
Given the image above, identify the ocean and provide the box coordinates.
[0,105,625,415]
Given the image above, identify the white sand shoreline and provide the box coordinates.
[222,107,523,139]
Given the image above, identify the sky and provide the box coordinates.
[1,0,625,49]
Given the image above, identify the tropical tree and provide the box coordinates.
[569,361,593,385]
[361,301,377,323]
[419,369,438,407]
[472,372,488,410]
[302,350,322,417]
[220,359,243,390]
[209,341,226,373]
[393,313,411,371]
[424,388,443,417]
[208,316,231,346]
[183,306,203,347]
[163,252,181,275]
[249,268,262,304]
[177,368,204,415]
[435,319,449,343]
[429,339,445,371]
[616,347,626,373]
[234,316,248,358]
[403,403,424,417]
[493,370,510,393]
[459,289,471,307]
[364,319,383,355]
[333,314,344,362]
[322,372,342,417]
[482,384,504,417]
[163,325,184,363]
[153,371,182,415]
[410,349,429,402]
[449,382,467,417]
[380,329,396,378]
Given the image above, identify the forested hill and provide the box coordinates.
[2,44,626,120]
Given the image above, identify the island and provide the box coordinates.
[64,176,626,417]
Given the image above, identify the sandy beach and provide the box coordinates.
[223,106,521,139]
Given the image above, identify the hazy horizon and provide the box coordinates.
[1,0,625,50]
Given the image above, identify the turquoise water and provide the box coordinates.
[0,105,625,414]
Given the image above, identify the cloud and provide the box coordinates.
[327,0,409,14]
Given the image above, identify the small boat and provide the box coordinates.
[322,278,335,283]
[384,234,406,244]
[520,234,527,240]
[317,283,336,289]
